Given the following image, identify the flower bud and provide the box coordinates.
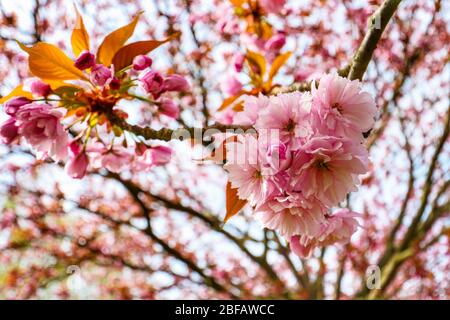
[3,97,31,116]
[0,118,19,144]
[150,145,172,165]
[233,53,245,72]
[159,98,180,119]
[132,55,153,71]
[162,74,190,92]
[74,50,96,70]
[30,79,51,97]
[109,77,121,90]
[265,33,286,52]
[139,70,164,97]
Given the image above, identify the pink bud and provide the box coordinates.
[233,53,245,72]
[159,98,180,119]
[30,79,51,97]
[150,145,172,165]
[265,33,286,52]
[132,55,153,71]
[162,74,190,92]
[74,50,96,70]
[65,141,88,179]
[90,64,112,87]
[139,70,164,97]
[0,118,19,144]
[3,97,31,116]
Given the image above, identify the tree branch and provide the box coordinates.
[348,0,403,80]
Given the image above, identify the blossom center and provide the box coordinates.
[315,159,330,170]
[332,102,343,114]
[285,119,296,132]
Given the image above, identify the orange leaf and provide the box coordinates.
[268,51,292,85]
[229,0,245,7]
[18,42,87,81]
[218,91,246,111]
[96,13,141,66]
[246,50,266,80]
[71,6,90,57]
[225,181,247,222]
[112,33,179,71]
[0,85,33,104]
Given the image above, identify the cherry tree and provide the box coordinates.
[0,0,448,299]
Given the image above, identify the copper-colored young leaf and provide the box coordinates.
[225,181,247,223]
[71,6,90,57]
[96,13,142,66]
[268,51,292,82]
[229,0,245,7]
[18,42,87,81]
[218,91,246,111]
[268,51,292,85]
[0,85,33,104]
[246,50,267,80]
[112,33,179,71]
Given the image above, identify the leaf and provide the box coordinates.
[218,91,247,111]
[246,50,266,80]
[96,13,142,66]
[268,51,292,84]
[0,85,33,104]
[112,33,179,71]
[18,42,87,81]
[71,6,90,57]
[225,181,247,223]
[229,0,245,7]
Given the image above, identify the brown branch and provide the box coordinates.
[363,106,450,299]
[109,173,287,292]
[348,0,403,80]
[114,175,239,299]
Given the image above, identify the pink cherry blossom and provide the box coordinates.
[88,143,132,173]
[220,74,242,96]
[14,104,68,160]
[0,117,19,144]
[311,73,377,140]
[256,192,326,237]
[290,209,361,258]
[259,0,286,14]
[149,145,172,165]
[255,92,311,144]
[233,94,270,126]
[291,135,369,206]
[90,64,113,87]
[65,141,89,179]
[224,134,278,206]
[139,70,164,98]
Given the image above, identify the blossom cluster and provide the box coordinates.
[223,73,377,257]
[0,51,188,178]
